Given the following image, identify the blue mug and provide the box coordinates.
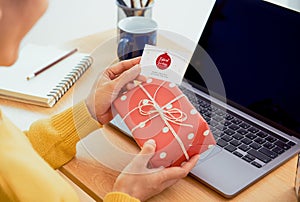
[117,16,157,60]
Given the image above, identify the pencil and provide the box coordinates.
[145,0,153,7]
[139,0,153,16]
[130,0,135,8]
[26,48,78,80]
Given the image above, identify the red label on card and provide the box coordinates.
[156,53,171,70]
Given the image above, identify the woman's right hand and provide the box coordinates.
[85,57,145,125]
[112,139,200,202]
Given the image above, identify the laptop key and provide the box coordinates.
[211,106,218,112]
[246,133,257,140]
[263,142,275,149]
[237,128,248,135]
[239,144,250,152]
[196,99,204,104]
[265,136,277,143]
[231,118,242,125]
[203,116,211,122]
[216,124,226,131]
[224,121,232,126]
[272,146,285,154]
[259,147,278,159]
[233,151,243,158]
[222,135,233,142]
[232,133,244,140]
[248,149,272,163]
[200,109,208,114]
[242,156,253,163]
[215,110,226,116]
[213,116,224,122]
[241,137,252,145]
[248,127,259,133]
[210,127,217,133]
[229,124,240,131]
[206,106,213,112]
[209,120,218,127]
[218,132,226,137]
[254,137,266,144]
[268,132,289,143]
[257,131,268,138]
[287,141,296,147]
[250,142,261,150]
[217,139,228,147]
[224,129,235,136]
[200,102,210,108]
[212,129,222,138]
[245,154,255,161]
[230,139,241,147]
[274,140,291,150]
[225,114,234,120]
[251,161,263,168]
[239,122,251,129]
[204,111,212,117]
[224,144,236,152]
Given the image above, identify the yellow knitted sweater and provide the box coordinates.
[0,101,139,202]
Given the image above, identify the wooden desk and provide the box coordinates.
[1,30,298,202]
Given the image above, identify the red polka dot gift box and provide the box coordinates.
[113,78,216,168]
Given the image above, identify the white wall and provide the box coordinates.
[22,0,215,46]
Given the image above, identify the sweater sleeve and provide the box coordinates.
[103,192,140,202]
[0,109,80,202]
[24,101,101,169]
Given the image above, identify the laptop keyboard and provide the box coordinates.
[180,86,297,168]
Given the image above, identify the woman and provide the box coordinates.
[0,0,199,201]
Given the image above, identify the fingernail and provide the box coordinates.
[181,161,187,167]
[133,64,141,69]
[145,139,156,146]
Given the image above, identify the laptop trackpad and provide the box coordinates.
[191,149,260,197]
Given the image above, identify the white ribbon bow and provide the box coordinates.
[122,81,193,161]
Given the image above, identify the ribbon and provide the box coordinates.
[122,80,193,161]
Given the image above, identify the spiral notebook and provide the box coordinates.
[0,44,93,107]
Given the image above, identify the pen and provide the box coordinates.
[26,48,78,80]
[117,0,128,7]
[117,0,133,17]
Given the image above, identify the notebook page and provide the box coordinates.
[0,44,88,103]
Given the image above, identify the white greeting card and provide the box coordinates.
[140,45,189,84]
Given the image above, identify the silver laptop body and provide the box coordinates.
[111,0,300,198]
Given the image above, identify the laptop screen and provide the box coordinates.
[184,0,300,137]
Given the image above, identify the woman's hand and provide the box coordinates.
[113,139,200,202]
[85,57,146,124]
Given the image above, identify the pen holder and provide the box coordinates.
[116,0,154,23]
[117,16,157,60]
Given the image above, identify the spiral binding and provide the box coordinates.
[46,55,93,102]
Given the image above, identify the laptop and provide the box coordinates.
[111,0,300,198]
